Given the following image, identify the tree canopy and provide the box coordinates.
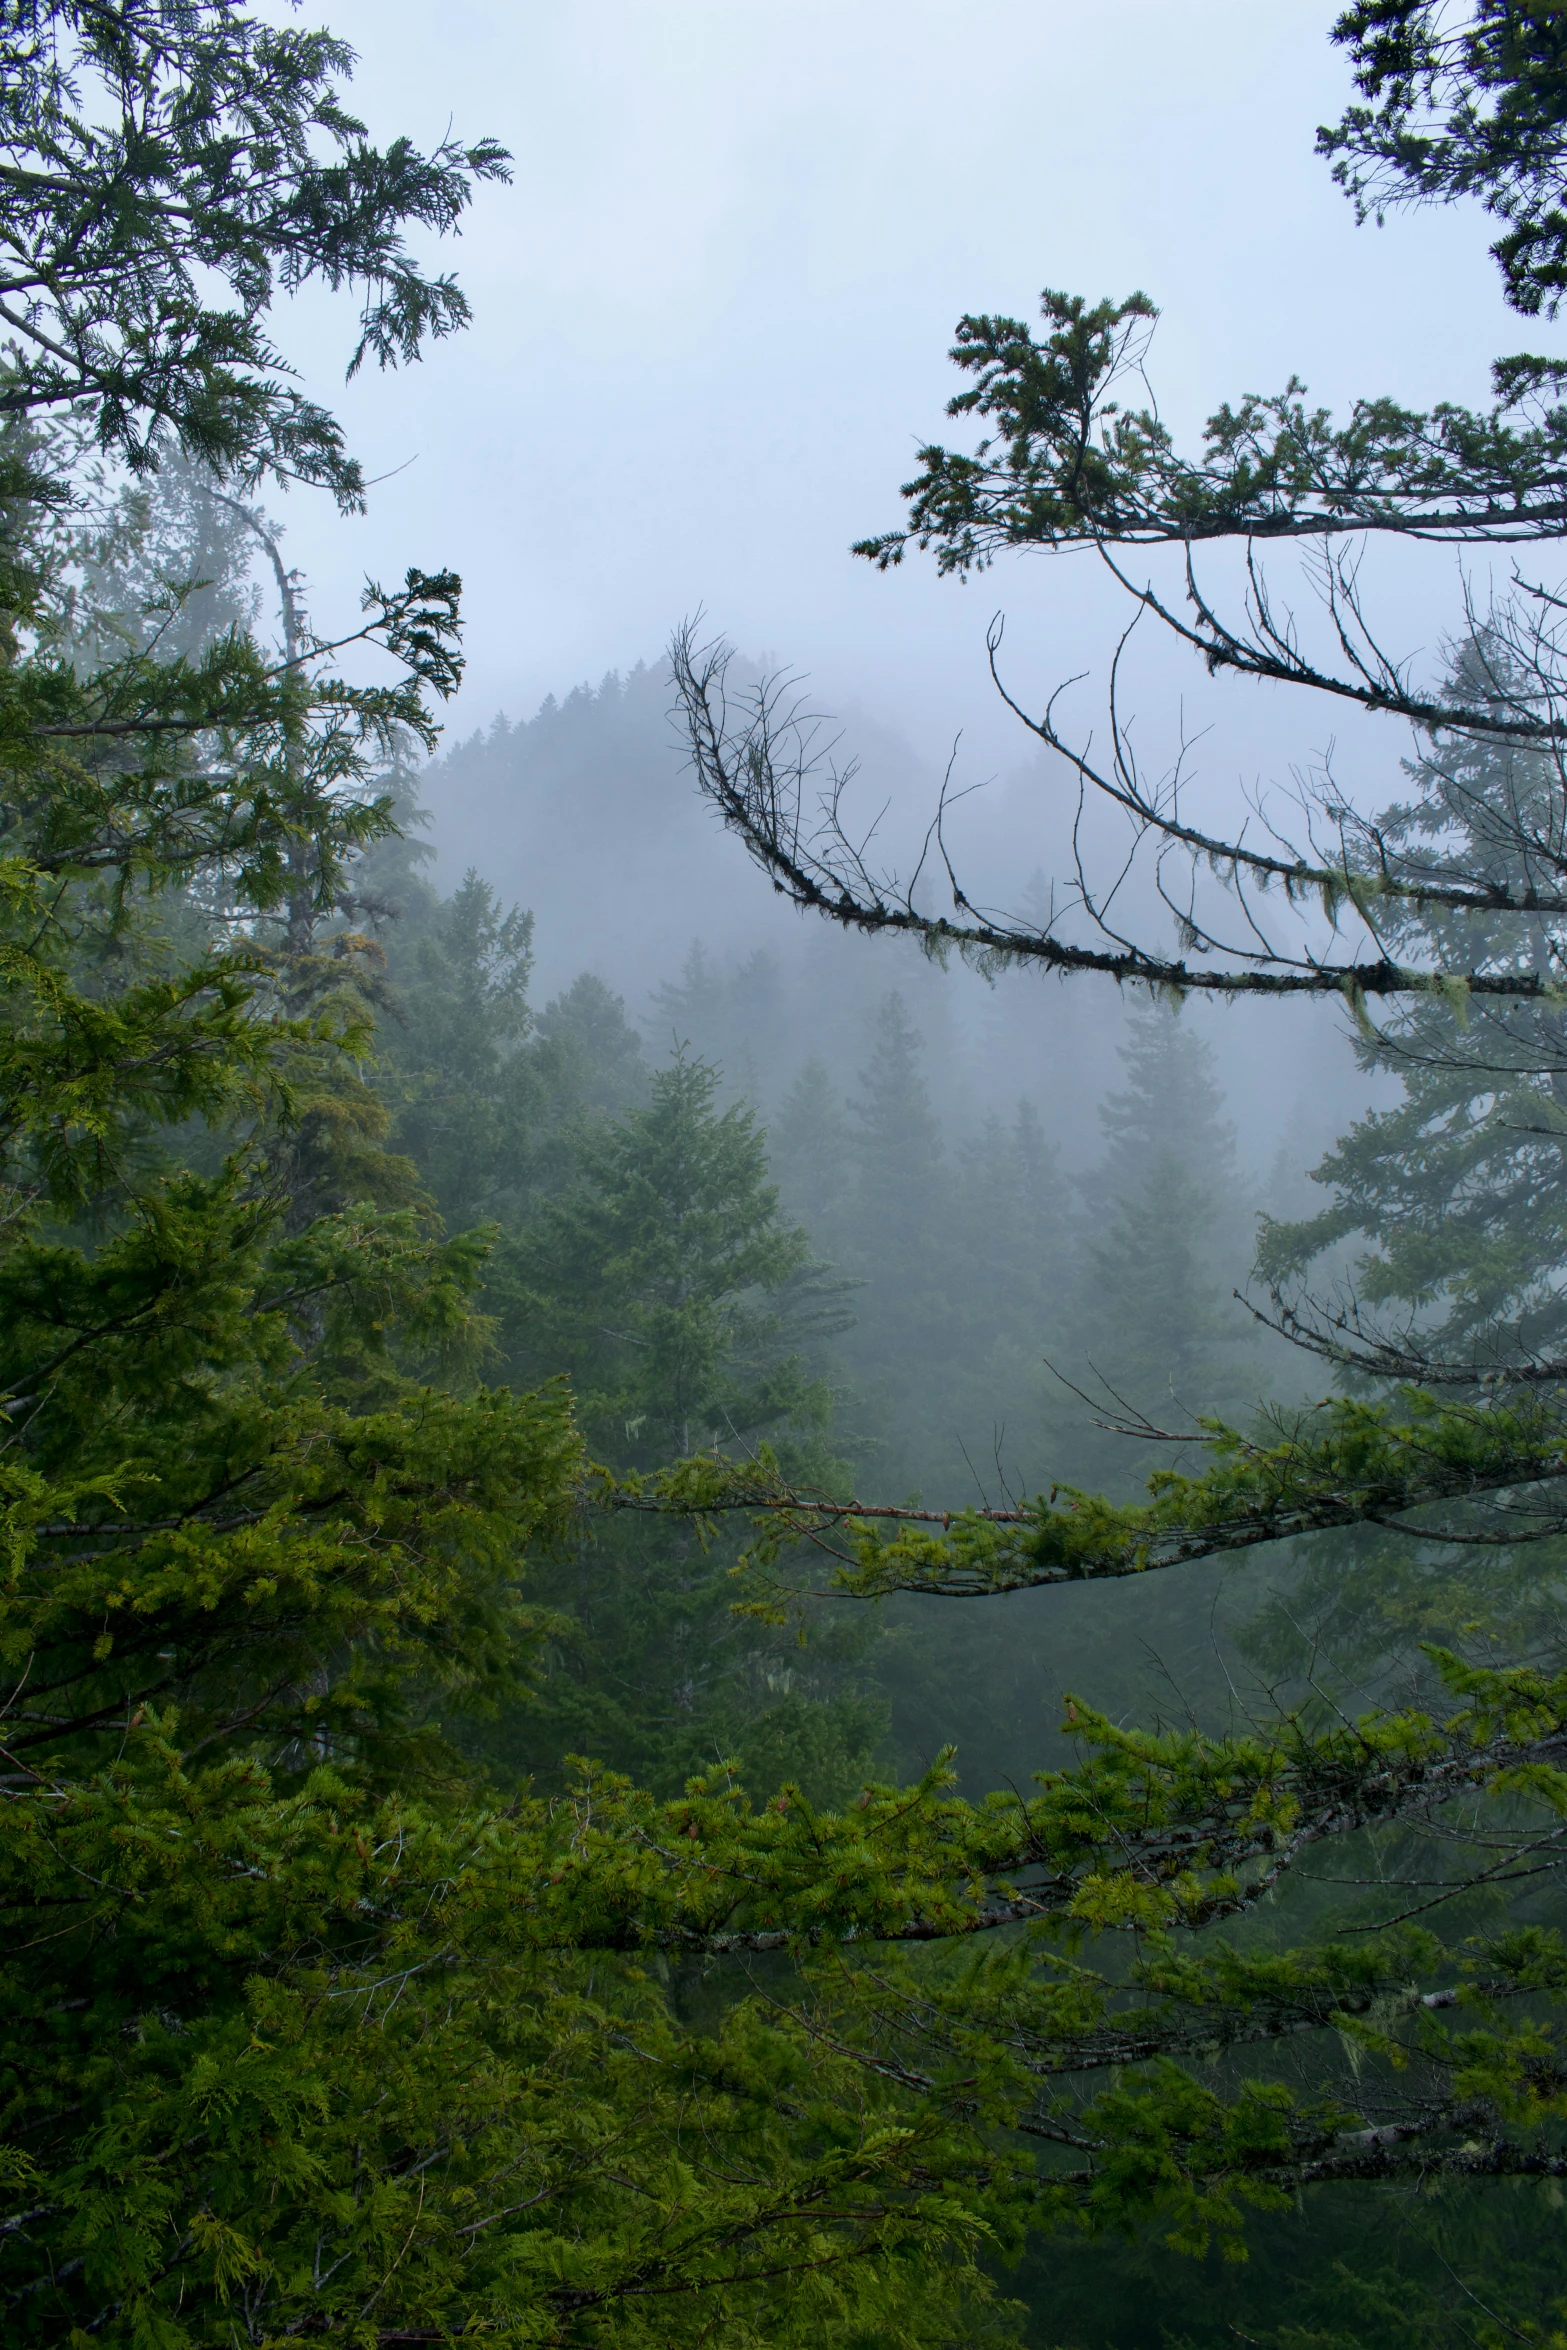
[10,5,1567,2345]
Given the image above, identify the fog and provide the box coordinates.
[21,10,1567,2334]
[215,0,1546,1718]
[274,0,1509,740]
[240,0,1547,1204]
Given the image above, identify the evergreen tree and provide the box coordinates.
[17,15,1567,2346]
[952,1098,1067,1467]
[511,1053,818,1465]
[493,1053,876,1799]
[0,19,1006,2338]
[1093,1005,1239,1202]
[1249,651,1567,1683]
[64,447,265,667]
[770,1053,856,1230]
[836,994,961,1497]
[1261,656,1567,1378]
[851,993,949,1268]
[1061,1008,1261,1493]
[532,969,650,1127]
[380,869,543,1230]
[648,941,786,1102]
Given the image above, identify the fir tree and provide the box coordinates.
[1249,651,1567,1682]
[952,1098,1067,1452]
[770,1053,856,1231]
[380,869,542,1230]
[851,993,949,1265]
[16,15,1567,2344]
[837,994,960,1496]
[495,1053,876,1799]
[1261,654,1567,1376]
[532,970,650,1128]
[1062,1008,1260,1491]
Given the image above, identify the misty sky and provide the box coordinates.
[272,0,1546,769]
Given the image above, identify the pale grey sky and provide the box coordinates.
[272,0,1537,767]
[246,0,1531,1202]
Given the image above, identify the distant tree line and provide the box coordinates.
[8,8,1567,2350]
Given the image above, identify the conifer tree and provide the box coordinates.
[836,994,961,1495]
[673,8,1567,1005]
[18,15,1567,2346]
[1063,1008,1261,1491]
[1260,651,1567,1377]
[851,993,949,1264]
[0,16,1032,2341]
[495,1053,877,1799]
[1244,648,1567,1683]
[379,869,543,1229]
[770,1053,856,1230]
[532,969,650,1128]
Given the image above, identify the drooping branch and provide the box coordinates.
[671,621,1567,1003]
[1238,1276,1567,1393]
[709,270,1567,1007]
[1089,536,1567,754]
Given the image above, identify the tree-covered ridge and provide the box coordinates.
[669,22,1567,1008]
[8,2,1567,2344]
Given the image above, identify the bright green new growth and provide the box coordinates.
[8,6,1567,2347]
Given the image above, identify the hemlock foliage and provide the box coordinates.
[8,7,1567,2350]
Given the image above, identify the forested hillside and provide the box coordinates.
[8,7,1567,2349]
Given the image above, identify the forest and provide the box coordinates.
[6,3,1567,2344]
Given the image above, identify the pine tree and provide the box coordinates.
[1248,651,1567,1682]
[0,20,1027,2340]
[533,970,650,1126]
[648,941,789,1103]
[17,16,1567,2344]
[64,447,265,668]
[833,994,961,1496]
[952,1098,1067,1447]
[852,993,948,1263]
[1261,655,1567,1376]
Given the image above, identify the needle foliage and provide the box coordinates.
[9,9,1567,2348]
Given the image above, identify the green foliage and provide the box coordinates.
[853,285,1567,574]
[1057,1008,1262,1491]
[1,1733,1031,2345]
[1321,3,1567,317]
[379,867,547,1229]
[13,2,1567,2341]
[506,1054,824,1465]
[490,1052,879,1803]
[0,1171,578,1780]
[850,14,1567,579]
[1261,653,1567,1374]
[715,1382,1567,1601]
[706,3,1567,2335]
[13,1636,1567,2340]
[0,0,509,503]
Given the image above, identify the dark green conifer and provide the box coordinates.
[494,1052,877,1799]
[379,870,542,1230]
